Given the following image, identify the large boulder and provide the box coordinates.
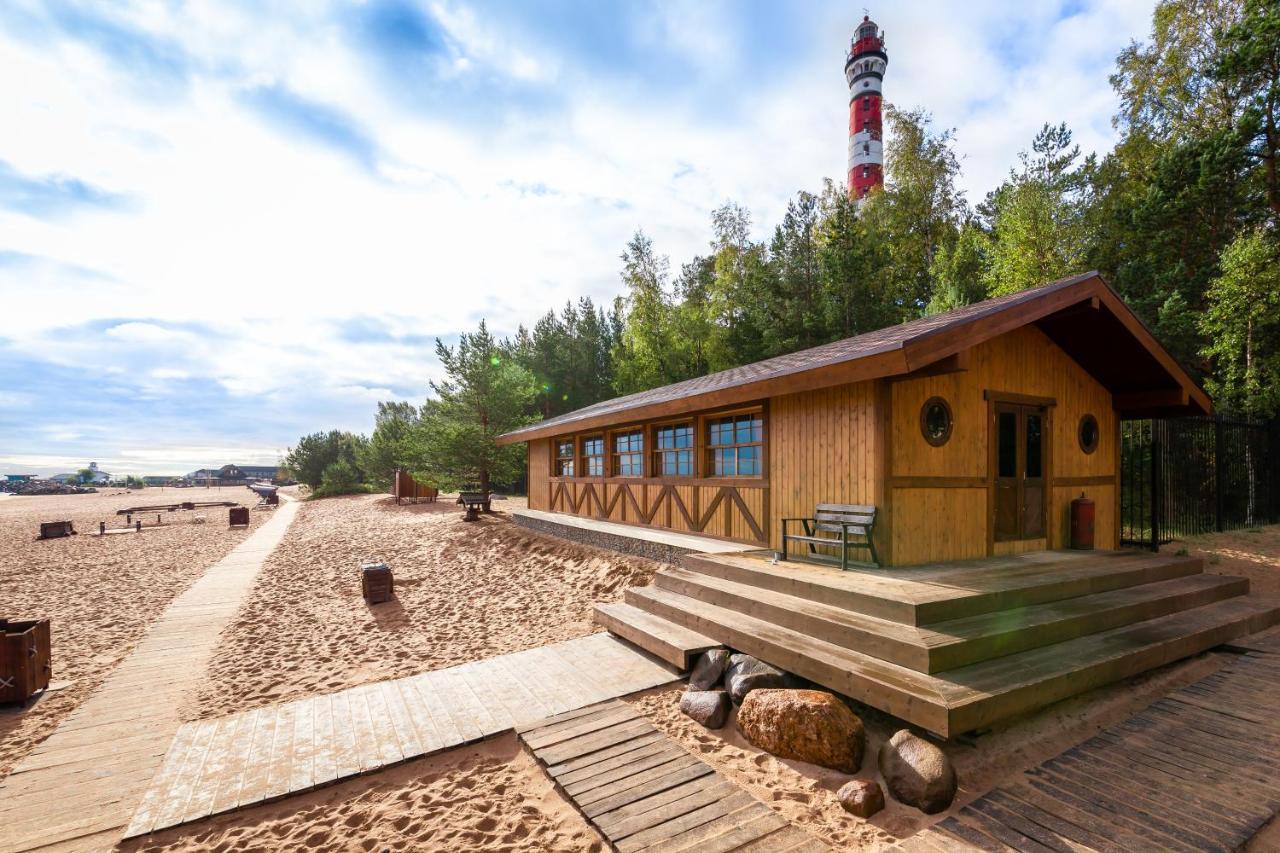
[736,689,865,773]
[877,730,957,814]
[689,649,730,691]
[725,654,788,704]
[679,689,730,729]
[838,779,885,818]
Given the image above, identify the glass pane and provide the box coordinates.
[587,457,603,476]
[739,445,760,476]
[676,425,692,448]
[676,450,692,475]
[735,416,753,444]
[998,412,1017,478]
[1025,414,1042,478]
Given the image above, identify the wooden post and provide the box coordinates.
[1150,429,1161,552]
[1214,416,1225,532]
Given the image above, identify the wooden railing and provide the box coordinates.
[548,477,767,545]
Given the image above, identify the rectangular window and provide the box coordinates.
[1025,414,1043,479]
[707,412,763,477]
[582,436,604,477]
[555,439,575,477]
[613,430,644,477]
[998,412,1017,478]
[654,423,694,476]
[863,96,870,111]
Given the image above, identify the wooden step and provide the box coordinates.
[924,573,1250,672]
[593,602,721,670]
[625,584,1280,737]
[654,567,1250,673]
[679,550,1205,625]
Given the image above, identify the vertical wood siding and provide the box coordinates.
[527,439,551,510]
[768,382,881,552]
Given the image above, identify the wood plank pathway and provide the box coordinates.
[519,700,828,852]
[0,497,301,853]
[897,639,1280,853]
[123,633,682,840]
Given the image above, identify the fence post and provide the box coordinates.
[1214,416,1225,532]
[1151,429,1161,552]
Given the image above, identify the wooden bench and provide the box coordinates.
[780,503,878,570]
[457,491,491,521]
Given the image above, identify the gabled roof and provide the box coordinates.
[498,272,1210,444]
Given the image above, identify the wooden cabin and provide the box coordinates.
[498,273,1210,567]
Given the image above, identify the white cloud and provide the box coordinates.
[0,0,1157,472]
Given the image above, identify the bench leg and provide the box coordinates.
[778,521,788,561]
[867,534,880,568]
[841,533,849,572]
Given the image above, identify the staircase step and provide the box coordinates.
[925,573,1250,671]
[679,551,1205,625]
[592,601,720,670]
[625,584,1280,737]
[653,567,1250,673]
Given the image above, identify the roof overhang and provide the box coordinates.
[498,273,1210,445]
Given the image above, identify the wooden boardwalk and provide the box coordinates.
[0,498,300,853]
[519,700,827,852]
[899,642,1280,852]
[124,633,681,840]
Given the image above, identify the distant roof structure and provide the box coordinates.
[498,272,1211,445]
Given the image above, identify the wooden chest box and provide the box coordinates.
[38,521,75,540]
[1,619,51,705]
[361,562,394,604]
[228,507,250,528]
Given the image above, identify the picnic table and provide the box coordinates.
[457,491,491,521]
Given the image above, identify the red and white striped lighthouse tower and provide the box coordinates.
[845,14,887,200]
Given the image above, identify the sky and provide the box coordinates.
[0,0,1157,477]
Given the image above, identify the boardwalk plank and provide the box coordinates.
[287,697,316,796]
[236,703,282,808]
[311,694,338,788]
[263,702,297,801]
[328,690,361,780]
[378,679,424,760]
[362,682,405,768]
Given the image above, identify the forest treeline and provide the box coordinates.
[285,0,1279,496]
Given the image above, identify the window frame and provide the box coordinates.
[580,435,605,478]
[611,428,645,478]
[920,396,954,447]
[651,420,695,478]
[705,410,765,478]
[555,438,576,477]
[1078,413,1100,455]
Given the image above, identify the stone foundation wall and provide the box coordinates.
[512,513,693,565]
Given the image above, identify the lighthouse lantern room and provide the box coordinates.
[845,15,887,200]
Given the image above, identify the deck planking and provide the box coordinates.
[519,700,827,852]
[902,645,1280,852]
[0,497,300,853]
[123,632,680,840]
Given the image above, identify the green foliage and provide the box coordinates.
[612,231,682,394]
[983,123,1096,297]
[357,401,419,491]
[283,430,367,490]
[512,298,619,419]
[313,457,367,498]
[1199,227,1280,416]
[405,322,537,492]
[76,468,94,484]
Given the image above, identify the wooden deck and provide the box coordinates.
[899,637,1280,852]
[123,633,681,840]
[518,700,826,852]
[0,498,300,853]
[597,549,1280,737]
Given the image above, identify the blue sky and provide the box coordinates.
[0,0,1155,476]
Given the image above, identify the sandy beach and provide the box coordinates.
[5,486,1278,851]
[0,487,269,776]
[184,494,657,720]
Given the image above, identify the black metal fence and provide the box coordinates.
[1121,415,1280,549]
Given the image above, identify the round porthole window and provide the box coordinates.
[920,397,953,447]
[1079,414,1100,454]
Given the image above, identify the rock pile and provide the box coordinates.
[674,649,959,821]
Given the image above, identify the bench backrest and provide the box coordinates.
[813,503,875,535]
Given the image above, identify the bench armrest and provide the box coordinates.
[780,516,817,523]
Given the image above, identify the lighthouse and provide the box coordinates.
[845,15,887,200]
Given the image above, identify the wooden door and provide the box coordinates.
[993,403,1047,542]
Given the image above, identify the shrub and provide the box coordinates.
[312,458,368,498]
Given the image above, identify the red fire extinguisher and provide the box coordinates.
[1070,492,1095,550]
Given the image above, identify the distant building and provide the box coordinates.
[185,464,279,484]
[5,474,36,483]
[49,463,110,485]
[142,476,173,486]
